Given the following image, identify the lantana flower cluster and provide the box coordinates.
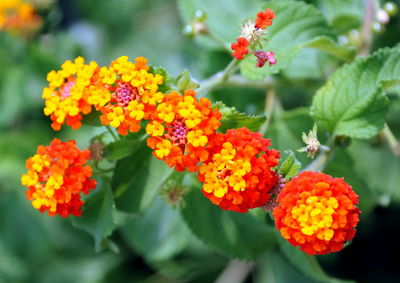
[21,7,361,256]
[0,0,42,37]
[231,8,277,67]
[21,138,96,217]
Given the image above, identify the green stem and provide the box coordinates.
[206,33,231,53]
[105,125,119,141]
[198,59,240,96]
[383,123,400,156]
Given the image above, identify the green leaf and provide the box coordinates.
[72,178,116,251]
[348,141,400,206]
[319,0,363,33]
[215,101,266,132]
[277,234,354,283]
[121,198,189,262]
[279,150,302,180]
[105,133,146,161]
[311,47,400,139]
[240,1,355,80]
[112,143,174,214]
[176,69,200,92]
[181,187,276,260]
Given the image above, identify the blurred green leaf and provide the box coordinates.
[215,101,266,132]
[181,187,276,260]
[312,46,400,139]
[348,141,400,206]
[105,133,146,161]
[121,198,189,262]
[279,150,302,181]
[319,0,363,33]
[241,1,355,80]
[72,178,117,251]
[81,111,103,127]
[112,143,173,214]
[277,234,354,283]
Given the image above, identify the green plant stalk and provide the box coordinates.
[383,123,400,156]
[105,125,119,141]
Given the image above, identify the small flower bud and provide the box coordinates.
[298,124,328,159]
[194,10,207,22]
[376,9,390,24]
[384,2,398,17]
[89,140,105,162]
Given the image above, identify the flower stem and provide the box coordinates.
[198,59,240,96]
[105,125,119,141]
[383,123,400,156]
[215,260,254,283]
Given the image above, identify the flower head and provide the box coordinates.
[0,0,42,37]
[21,138,97,217]
[255,8,275,29]
[231,37,250,60]
[146,89,221,172]
[298,124,328,159]
[273,171,361,255]
[42,57,100,130]
[98,56,164,135]
[198,128,280,213]
[254,50,277,67]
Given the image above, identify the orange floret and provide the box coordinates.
[231,37,249,60]
[21,138,97,217]
[42,57,101,131]
[273,171,361,255]
[0,0,42,37]
[255,8,275,29]
[198,127,280,213]
[146,89,221,172]
[98,56,164,135]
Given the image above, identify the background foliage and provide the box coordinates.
[1,0,400,282]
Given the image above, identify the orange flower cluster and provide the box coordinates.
[43,57,100,130]
[21,138,97,217]
[0,0,42,36]
[146,89,221,172]
[230,8,276,67]
[198,128,280,213]
[42,56,163,134]
[98,56,163,135]
[273,171,361,255]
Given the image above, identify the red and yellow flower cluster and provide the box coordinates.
[273,171,361,255]
[198,128,280,213]
[21,138,96,217]
[231,8,276,67]
[146,89,221,172]
[0,0,42,37]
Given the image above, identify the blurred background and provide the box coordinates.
[1,0,400,282]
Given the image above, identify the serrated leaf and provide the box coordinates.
[176,69,200,92]
[279,150,301,180]
[277,234,354,283]
[112,143,174,214]
[215,101,266,132]
[72,178,116,251]
[181,187,276,260]
[121,198,189,262]
[240,1,355,80]
[311,47,400,139]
